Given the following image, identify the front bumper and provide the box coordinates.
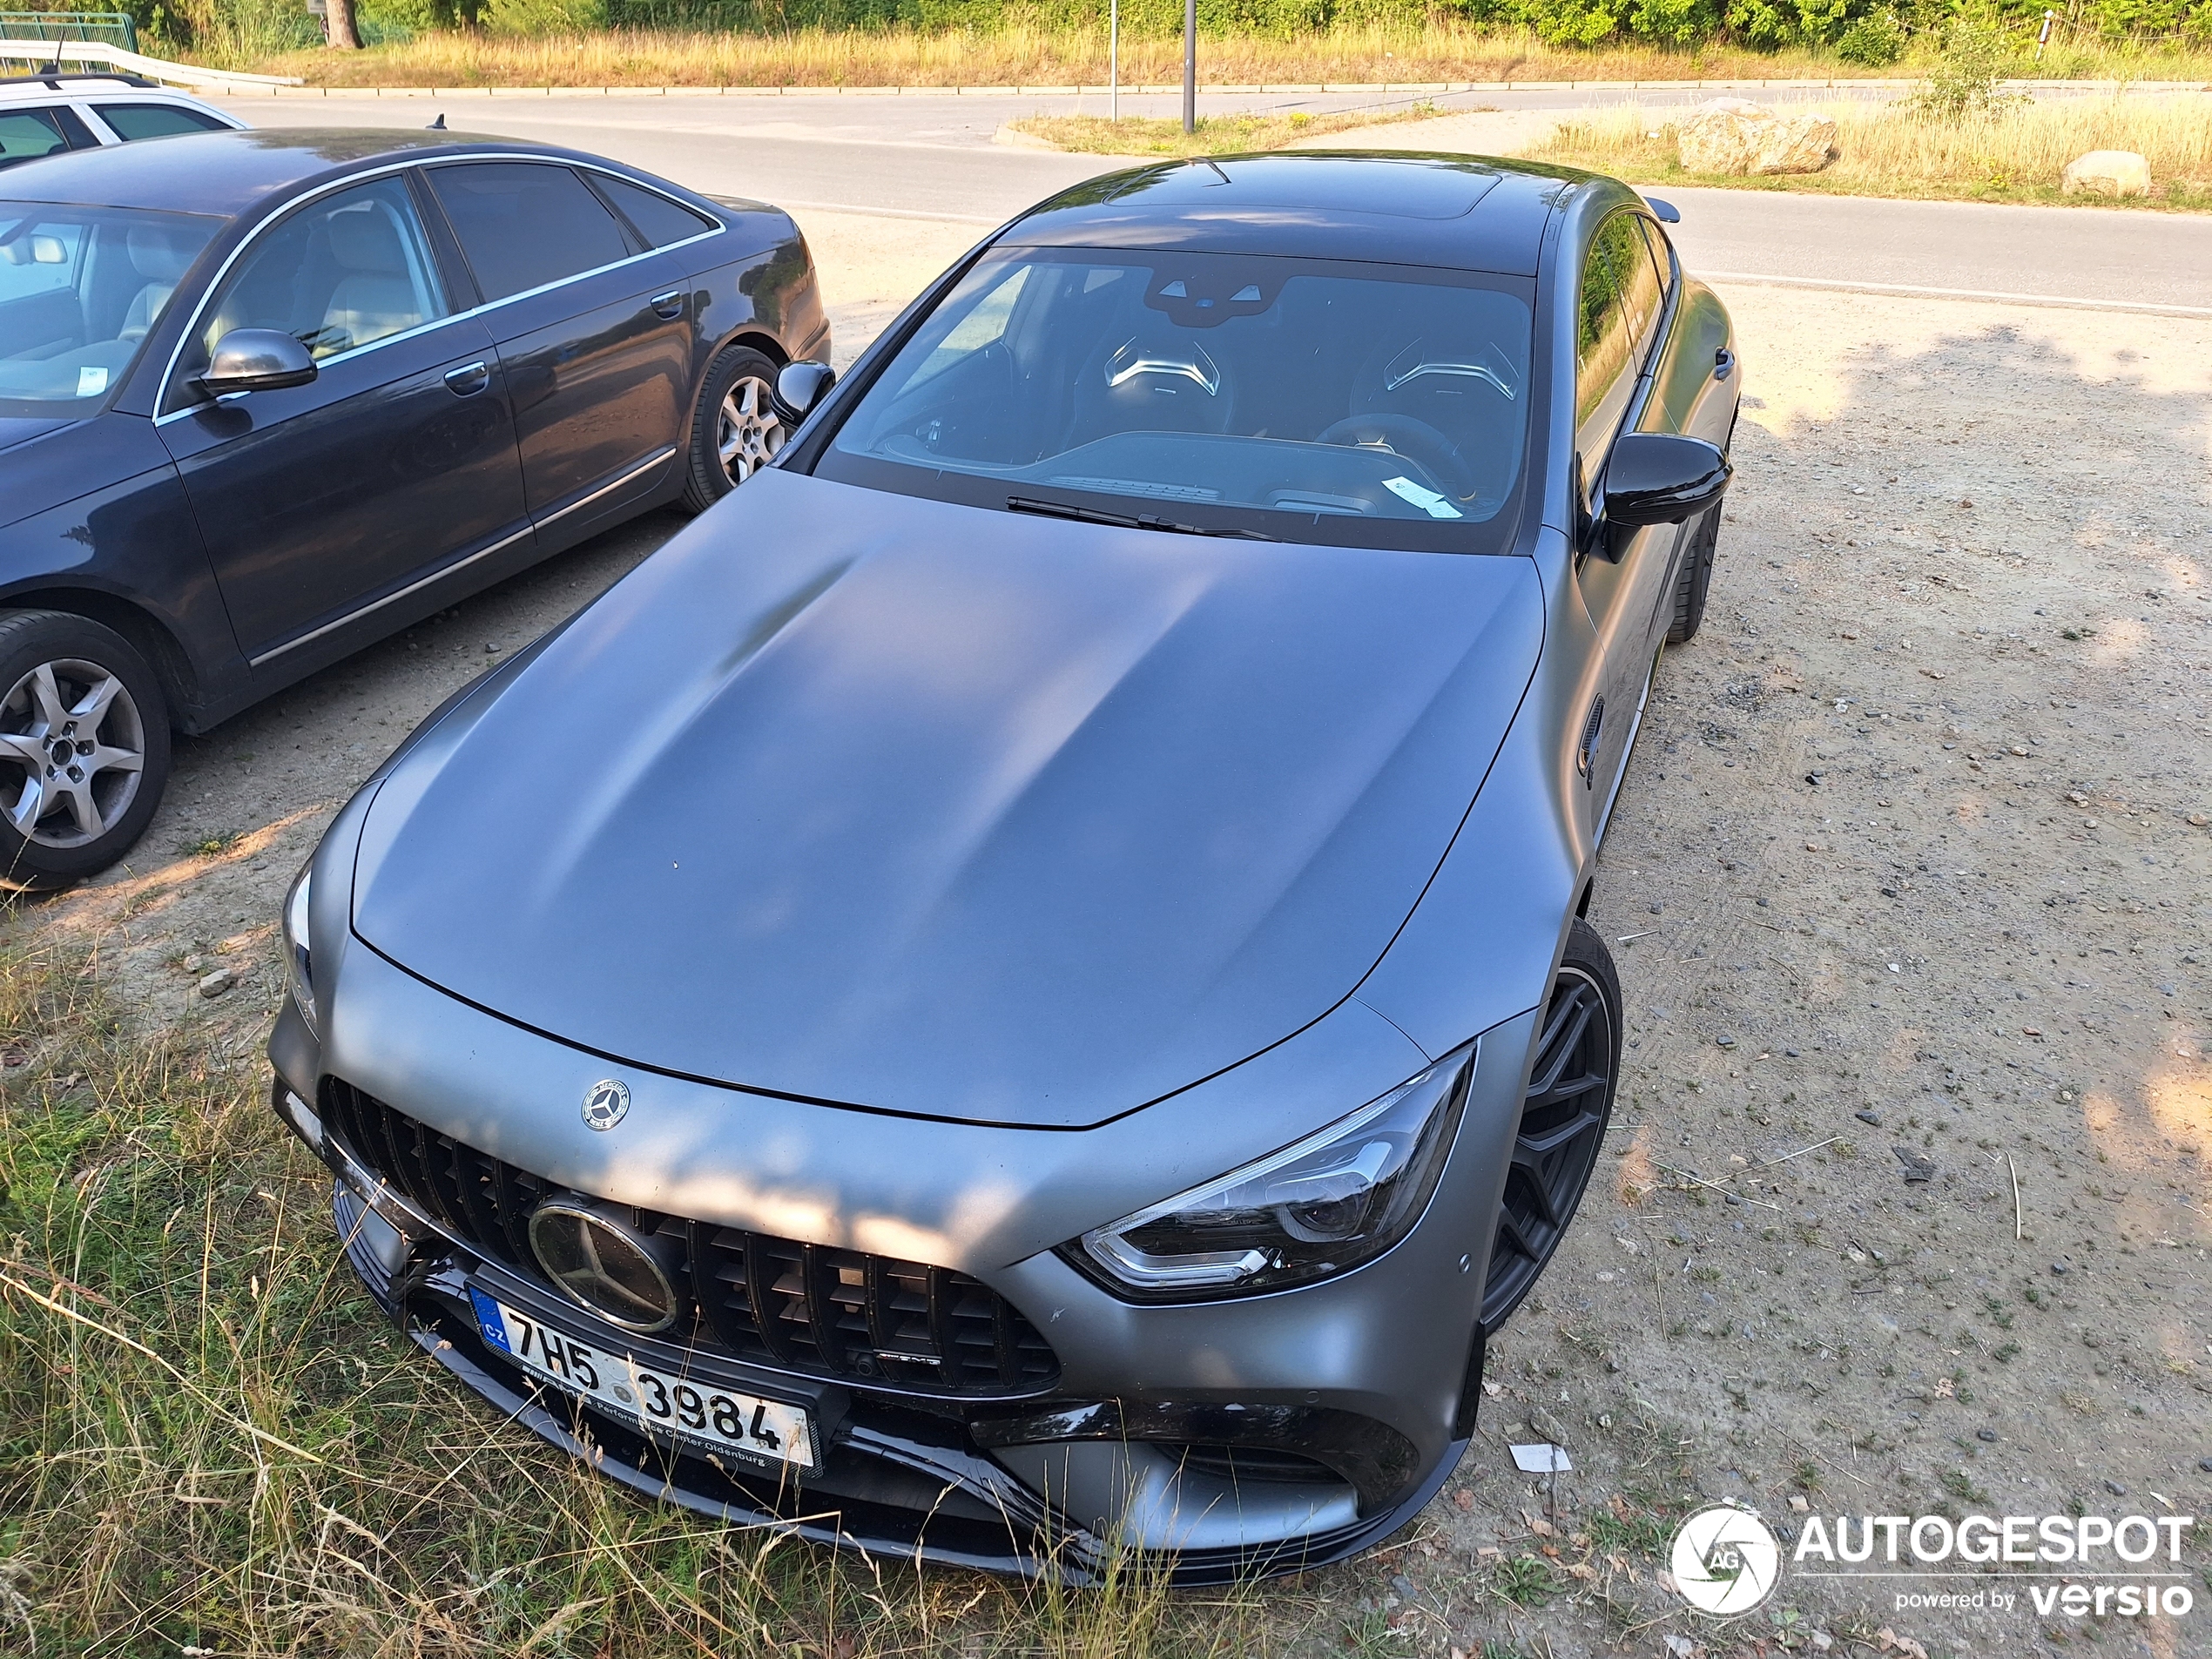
[272,949,1536,1583]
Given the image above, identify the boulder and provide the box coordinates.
[2060,149,2151,198]
[1676,98,1838,177]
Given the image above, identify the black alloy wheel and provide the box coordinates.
[0,609,172,891]
[1480,918,1622,1330]
[681,342,786,512]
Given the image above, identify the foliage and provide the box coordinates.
[1835,8,1904,62]
[1909,16,2029,115]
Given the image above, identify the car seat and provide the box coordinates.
[116,224,199,344]
[319,203,428,355]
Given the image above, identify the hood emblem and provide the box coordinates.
[581,1078,631,1131]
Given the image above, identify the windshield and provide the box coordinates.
[818,248,1534,550]
[0,202,219,413]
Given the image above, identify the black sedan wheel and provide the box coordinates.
[1666,502,1721,645]
[1480,918,1621,1329]
[0,610,172,891]
[682,343,786,510]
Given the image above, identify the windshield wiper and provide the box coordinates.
[1007,495,1274,541]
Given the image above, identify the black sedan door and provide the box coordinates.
[422,160,691,541]
[157,174,529,666]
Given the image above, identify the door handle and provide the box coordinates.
[444,361,490,396]
[650,289,685,320]
[1713,347,1736,381]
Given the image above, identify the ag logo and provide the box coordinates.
[581,1078,631,1131]
[1669,1501,1782,1615]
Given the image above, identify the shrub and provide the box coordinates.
[1836,10,1904,62]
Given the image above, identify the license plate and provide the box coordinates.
[469,1287,815,1470]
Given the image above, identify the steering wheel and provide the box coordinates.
[1316,413,1479,504]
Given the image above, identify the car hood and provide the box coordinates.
[351,471,1542,1130]
[0,413,76,460]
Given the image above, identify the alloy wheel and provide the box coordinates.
[716,375,785,485]
[1480,964,1615,1328]
[0,658,148,848]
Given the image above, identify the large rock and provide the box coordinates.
[2060,150,2151,197]
[1676,98,1838,177]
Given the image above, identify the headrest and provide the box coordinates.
[326,206,407,274]
[126,224,196,282]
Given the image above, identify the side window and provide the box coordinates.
[1600,212,1664,363]
[1574,228,1634,445]
[0,109,77,170]
[427,163,634,302]
[96,104,232,141]
[590,174,714,249]
[168,178,449,409]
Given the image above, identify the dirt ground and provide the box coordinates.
[18,234,2210,1657]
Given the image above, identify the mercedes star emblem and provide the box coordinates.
[581,1078,631,1131]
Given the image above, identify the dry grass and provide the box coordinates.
[1533,91,2212,208]
[1007,101,1448,157]
[0,934,1288,1656]
[220,23,2212,90]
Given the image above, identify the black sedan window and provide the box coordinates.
[428,162,635,302]
[0,202,218,411]
[818,249,1534,551]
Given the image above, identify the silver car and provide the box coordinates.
[270,151,1738,1581]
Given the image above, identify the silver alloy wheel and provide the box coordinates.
[0,658,147,848]
[716,375,785,485]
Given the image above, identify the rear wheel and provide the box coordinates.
[681,343,786,512]
[1480,918,1621,1330]
[1665,502,1721,644]
[0,610,172,891]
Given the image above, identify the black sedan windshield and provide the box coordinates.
[819,248,1534,550]
[0,202,219,412]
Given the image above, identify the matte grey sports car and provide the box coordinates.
[269,151,1738,1581]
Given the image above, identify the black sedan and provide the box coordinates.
[0,127,825,887]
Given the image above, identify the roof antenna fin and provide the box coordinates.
[427,112,446,130]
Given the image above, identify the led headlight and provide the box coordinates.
[1067,1045,1474,1301]
[281,861,316,1035]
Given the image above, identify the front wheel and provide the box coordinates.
[681,343,786,512]
[0,609,172,891]
[1480,917,1622,1330]
[1665,502,1721,645]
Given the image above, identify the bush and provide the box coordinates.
[1911,17,2028,117]
[1836,10,1904,62]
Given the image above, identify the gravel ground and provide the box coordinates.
[20,240,2209,1658]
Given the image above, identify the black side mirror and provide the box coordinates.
[199,328,317,396]
[1602,433,1730,529]
[772,360,836,425]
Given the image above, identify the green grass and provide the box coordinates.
[0,936,1285,1655]
[1004,102,1444,157]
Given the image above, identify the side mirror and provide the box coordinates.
[199,328,317,396]
[1602,433,1730,529]
[772,360,835,425]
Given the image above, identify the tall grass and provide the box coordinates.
[211,22,2212,87]
[1533,91,2212,206]
[0,936,1283,1655]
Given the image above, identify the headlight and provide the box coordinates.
[282,862,316,1035]
[1066,1045,1474,1302]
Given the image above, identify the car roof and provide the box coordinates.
[0,73,165,99]
[1002,152,1600,278]
[0,126,560,218]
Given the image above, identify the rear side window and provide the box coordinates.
[0,109,78,169]
[428,162,634,301]
[97,104,231,141]
[590,174,714,248]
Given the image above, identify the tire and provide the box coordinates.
[1665,501,1720,645]
[1480,917,1622,1331]
[0,610,172,892]
[680,343,786,512]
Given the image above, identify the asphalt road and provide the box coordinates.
[233,91,2212,314]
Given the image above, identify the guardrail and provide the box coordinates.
[0,34,299,87]
[0,11,134,52]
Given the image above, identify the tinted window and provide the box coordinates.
[169,178,448,406]
[428,163,633,301]
[1575,226,1635,442]
[97,103,231,141]
[591,174,713,248]
[0,109,73,169]
[0,203,218,409]
[1602,212,1665,356]
[820,248,1533,551]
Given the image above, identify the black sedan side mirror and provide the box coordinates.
[772,360,836,425]
[1603,433,1730,528]
[199,328,318,396]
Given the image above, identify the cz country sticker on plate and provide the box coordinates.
[469,1286,816,1470]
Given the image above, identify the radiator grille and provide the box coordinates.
[322,1079,1058,1396]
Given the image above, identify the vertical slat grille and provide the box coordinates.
[321,1079,1058,1395]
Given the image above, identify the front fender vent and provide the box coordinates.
[320,1079,1059,1397]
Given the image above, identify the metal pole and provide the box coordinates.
[1182,0,1196,136]
[1110,0,1118,123]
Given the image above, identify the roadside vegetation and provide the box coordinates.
[1006,102,1447,157]
[0,936,1274,1655]
[1533,88,2212,207]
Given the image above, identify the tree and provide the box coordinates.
[327,0,362,49]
